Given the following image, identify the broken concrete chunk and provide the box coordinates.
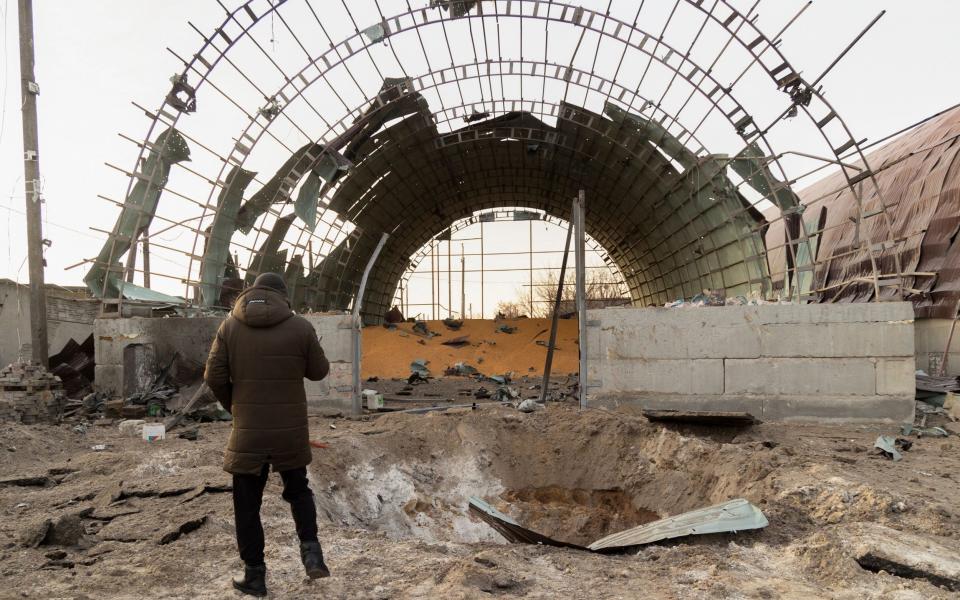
[516,399,542,413]
[848,523,960,592]
[118,419,145,437]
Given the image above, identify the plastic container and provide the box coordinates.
[362,389,384,410]
[142,423,166,442]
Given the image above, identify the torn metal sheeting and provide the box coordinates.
[430,0,478,18]
[467,497,586,550]
[83,127,190,299]
[469,497,768,553]
[873,435,903,461]
[294,171,322,232]
[199,166,257,307]
[587,499,768,551]
[361,23,388,43]
[119,282,185,305]
[642,409,760,426]
[766,106,960,315]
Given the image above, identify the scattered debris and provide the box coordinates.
[915,372,960,393]
[442,335,470,348]
[0,361,65,423]
[496,324,517,334]
[444,362,479,377]
[442,318,464,330]
[874,435,903,461]
[409,359,430,379]
[485,374,512,385]
[900,423,948,438]
[642,409,759,426]
[516,399,542,413]
[177,428,199,441]
[412,321,437,338]
[474,387,491,399]
[495,387,520,402]
[49,335,96,399]
[118,419,146,437]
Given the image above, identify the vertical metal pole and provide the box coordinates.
[352,232,389,418]
[461,243,466,319]
[529,219,534,316]
[18,0,48,366]
[447,238,452,319]
[574,190,587,411]
[480,220,485,318]
[124,241,138,283]
[141,230,151,288]
[540,220,573,404]
[430,240,435,320]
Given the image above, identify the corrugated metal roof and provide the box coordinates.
[766,106,960,317]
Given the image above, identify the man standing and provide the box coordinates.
[205,272,331,597]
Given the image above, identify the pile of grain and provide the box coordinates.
[361,318,581,379]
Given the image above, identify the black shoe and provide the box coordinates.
[300,541,330,579]
[232,563,267,597]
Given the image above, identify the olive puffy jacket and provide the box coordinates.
[204,285,329,475]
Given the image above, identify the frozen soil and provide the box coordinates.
[1,403,959,599]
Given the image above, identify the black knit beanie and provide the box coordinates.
[252,272,287,295]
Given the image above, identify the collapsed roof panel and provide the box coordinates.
[84,127,190,299]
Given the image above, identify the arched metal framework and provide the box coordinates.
[84,0,905,321]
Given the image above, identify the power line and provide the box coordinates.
[0,0,9,148]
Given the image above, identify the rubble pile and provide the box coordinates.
[0,361,65,424]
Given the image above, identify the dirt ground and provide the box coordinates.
[1,401,959,599]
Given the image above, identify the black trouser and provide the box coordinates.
[232,465,319,566]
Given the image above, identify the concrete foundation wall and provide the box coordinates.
[587,303,916,423]
[94,313,354,412]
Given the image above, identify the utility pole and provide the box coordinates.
[18,0,48,366]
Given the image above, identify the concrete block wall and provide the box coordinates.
[0,280,99,366]
[94,313,354,412]
[587,302,916,422]
[94,317,224,396]
[303,313,354,412]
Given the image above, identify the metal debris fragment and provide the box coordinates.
[588,499,768,551]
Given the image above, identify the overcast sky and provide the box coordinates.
[0,0,958,315]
